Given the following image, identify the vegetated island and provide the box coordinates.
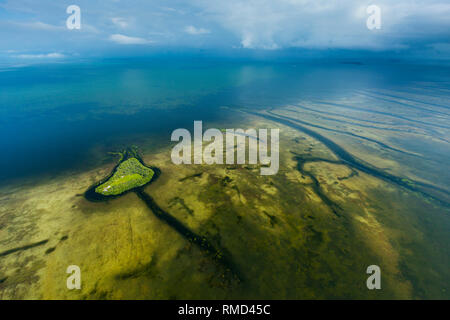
[95,157,154,196]
[85,146,159,201]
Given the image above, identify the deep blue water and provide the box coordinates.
[0,59,449,182]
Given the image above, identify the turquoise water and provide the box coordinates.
[0,59,449,182]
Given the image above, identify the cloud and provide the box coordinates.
[111,17,129,29]
[0,0,449,58]
[191,0,450,50]
[12,20,99,33]
[109,34,152,45]
[16,52,65,59]
[184,25,211,35]
[14,21,64,31]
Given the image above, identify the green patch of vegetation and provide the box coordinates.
[95,158,154,196]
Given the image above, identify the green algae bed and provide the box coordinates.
[95,158,154,196]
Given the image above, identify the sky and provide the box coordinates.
[0,0,449,61]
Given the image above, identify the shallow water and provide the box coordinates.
[0,59,449,299]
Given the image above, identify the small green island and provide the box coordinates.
[95,157,154,196]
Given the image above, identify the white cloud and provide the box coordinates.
[13,20,99,33]
[191,0,450,50]
[15,21,64,31]
[1,0,449,55]
[16,52,65,59]
[184,25,211,35]
[111,17,129,28]
[109,34,152,45]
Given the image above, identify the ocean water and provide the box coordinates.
[1,59,448,184]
